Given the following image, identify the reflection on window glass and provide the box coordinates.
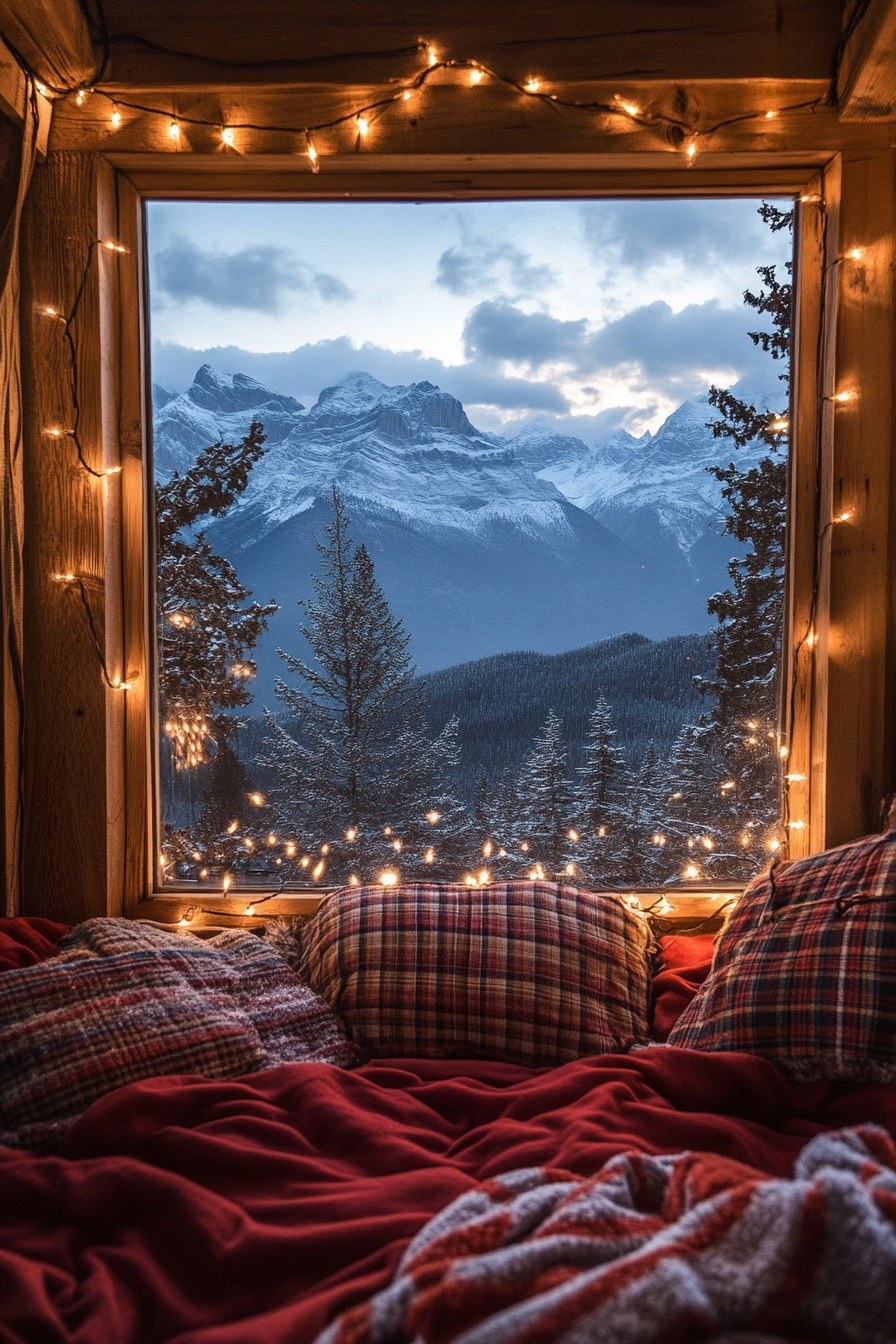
[149,198,793,890]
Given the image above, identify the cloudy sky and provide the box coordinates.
[147,198,792,441]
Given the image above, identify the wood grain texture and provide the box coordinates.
[0,0,96,92]
[48,78,858,160]
[0,38,52,154]
[19,151,129,921]
[837,0,896,121]
[95,0,842,86]
[821,149,896,843]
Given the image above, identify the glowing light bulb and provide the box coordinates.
[498,848,507,857]
[248,792,265,806]
[565,863,576,875]
[285,841,296,857]
[828,390,854,403]
[75,89,85,106]
[45,427,66,438]
[379,870,398,887]
[567,829,579,842]
[345,828,357,842]
[102,240,128,253]
[685,138,698,160]
[356,116,369,136]
[426,44,439,66]
[469,68,484,85]
[424,846,435,863]
[384,826,392,836]
[779,744,791,758]
[402,90,413,101]
[225,819,239,835]
[765,109,777,119]
[789,820,807,831]
[482,840,493,857]
[306,135,320,172]
[39,305,62,319]
[392,839,402,852]
[834,510,853,523]
[597,826,606,837]
[721,781,735,792]
[520,841,529,852]
[110,105,121,127]
[349,874,359,885]
[267,833,277,846]
[785,773,806,782]
[769,417,788,433]
[167,611,192,629]
[178,915,189,927]
[614,95,641,116]
[525,78,542,93]
[243,838,254,850]
[426,811,440,824]
[847,247,865,260]
[701,836,714,850]
[478,869,490,884]
[221,126,235,146]
[669,792,683,801]
[800,193,821,203]
[101,465,122,476]
[768,838,781,851]
[683,864,700,879]
[168,119,181,140]
[312,860,325,879]
[244,905,255,916]
[110,679,135,691]
[300,855,310,867]
[222,874,232,893]
[741,834,750,846]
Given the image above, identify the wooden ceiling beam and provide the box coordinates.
[836,0,896,120]
[0,0,96,92]
[0,37,51,153]
[95,1,842,88]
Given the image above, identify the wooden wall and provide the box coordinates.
[5,0,896,919]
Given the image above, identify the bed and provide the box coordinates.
[2,858,896,1343]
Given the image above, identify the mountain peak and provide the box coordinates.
[187,364,305,415]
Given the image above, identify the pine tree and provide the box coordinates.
[157,421,277,759]
[574,695,628,884]
[615,741,667,885]
[698,201,793,859]
[515,710,574,876]
[261,485,466,882]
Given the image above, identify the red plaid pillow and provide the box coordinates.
[299,881,652,1065]
[668,829,896,1082]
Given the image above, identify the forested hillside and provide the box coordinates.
[420,632,714,800]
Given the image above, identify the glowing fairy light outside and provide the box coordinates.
[151,195,793,890]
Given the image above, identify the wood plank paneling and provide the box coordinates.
[837,0,896,121]
[19,151,129,921]
[96,1,842,86]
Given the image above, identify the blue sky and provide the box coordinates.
[147,198,791,441]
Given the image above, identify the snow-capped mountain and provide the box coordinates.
[151,366,776,697]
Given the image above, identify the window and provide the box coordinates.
[147,196,794,893]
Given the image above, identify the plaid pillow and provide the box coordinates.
[667,829,896,1082]
[1,920,358,1151]
[299,881,652,1065]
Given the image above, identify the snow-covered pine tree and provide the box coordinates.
[614,741,667,885]
[661,723,737,880]
[698,202,792,859]
[261,485,466,883]
[574,694,628,885]
[515,710,574,877]
[157,420,277,758]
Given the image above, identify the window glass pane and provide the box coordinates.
[147,198,793,892]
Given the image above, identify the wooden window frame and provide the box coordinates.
[18,143,896,927]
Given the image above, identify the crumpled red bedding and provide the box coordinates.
[3,1048,896,1343]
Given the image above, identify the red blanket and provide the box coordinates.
[3,1049,896,1342]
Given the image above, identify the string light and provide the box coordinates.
[482,839,493,856]
[765,109,777,119]
[826,390,855,403]
[248,791,265,806]
[478,869,491,883]
[168,118,180,140]
[221,126,235,146]
[525,78,543,93]
[52,572,76,584]
[306,132,320,172]
[166,610,193,629]
[349,874,360,885]
[469,67,484,85]
[701,836,714,850]
[597,826,607,837]
[614,94,641,117]
[75,89,86,106]
[800,193,822,203]
[379,870,398,886]
[226,819,239,834]
[244,904,255,916]
[833,510,853,523]
[266,832,277,846]
[685,137,698,161]
[110,104,121,127]
[345,827,357,841]
[300,855,310,867]
[356,115,369,137]
[520,841,530,852]
[683,864,701,879]
[565,863,576,875]
[243,837,254,850]
[779,744,791,758]
[720,781,735,792]
[102,239,129,254]
[320,843,330,854]
[392,839,402,852]
[846,246,865,260]
[424,847,435,863]
[768,838,782,851]
[426,811,440,824]
[567,829,579,841]
[769,417,789,433]
[789,819,807,830]
[383,826,392,836]
[285,841,296,857]
[312,860,325,879]
[785,772,806,782]
[222,874,232,893]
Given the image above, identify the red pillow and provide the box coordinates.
[651,935,715,1042]
[0,918,69,972]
